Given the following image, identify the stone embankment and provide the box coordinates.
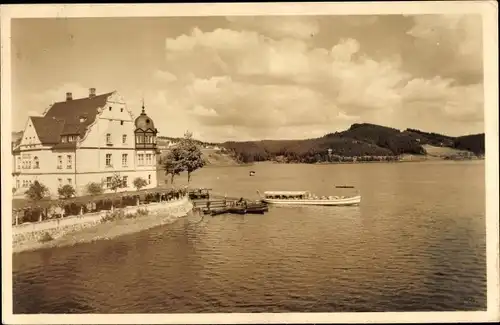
[12,197,193,254]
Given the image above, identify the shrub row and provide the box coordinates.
[13,189,188,225]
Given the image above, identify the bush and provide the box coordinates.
[25,181,49,202]
[58,184,76,199]
[133,177,148,191]
[86,182,104,196]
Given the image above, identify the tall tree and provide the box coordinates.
[179,131,206,183]
[163,148,185,184]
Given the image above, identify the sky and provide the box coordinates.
[11,14,484,142]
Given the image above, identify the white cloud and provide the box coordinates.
[157,24,484,140]
[154,70,178,82]
[407,15,483,78]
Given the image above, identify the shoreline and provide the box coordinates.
[250,157,484,166]
[12,198,193,255]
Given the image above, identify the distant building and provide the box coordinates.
[11,88,159,197]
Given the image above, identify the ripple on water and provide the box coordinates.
[12,162,487,313]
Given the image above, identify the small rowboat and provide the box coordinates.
[257,189,361,206]
[228,201,269,215]
[210,208,229,216]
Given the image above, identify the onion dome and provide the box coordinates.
[134,103,155,131]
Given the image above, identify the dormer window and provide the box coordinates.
[79,116,87,123]
[61,136,67,143]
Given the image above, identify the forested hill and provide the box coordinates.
[220,123,485,164]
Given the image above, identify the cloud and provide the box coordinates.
[407,14,483,81]
[157,21,485,140]
[154,70,178,82]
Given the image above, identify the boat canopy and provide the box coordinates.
[263,191,309,196]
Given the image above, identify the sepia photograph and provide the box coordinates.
[1,2,499,324]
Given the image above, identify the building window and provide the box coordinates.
[33,156,39,169]
[105,154,112,167]
[22,180,27,188]
[148,174,151,184]
[106,133,112,145]
[22,154,31,169]
[109,106,112,111]
[16,180,20,189]
[67,155,72,169]
[120,121,124,125]
[138,154,144,166]
[57,155,63,169]
[67,178,72,185]
[122,134,127,144]
[122,176,128,188]
[146,153,152,165]
[58,178,63,187]
[16,157,21,170]
[120,108,123,112]
[106,177,112,188]
[122,154,128,167]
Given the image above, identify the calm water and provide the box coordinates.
[13,161,487,313]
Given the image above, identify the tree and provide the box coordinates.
[133,177,148,191]
[58,184,76,199]
[86,181,104,196]
[163,149,184,184]
[25,181,49,222]
[109,173,123,193]
[178,131,206,182]
[25,180,49,202]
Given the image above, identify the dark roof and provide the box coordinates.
[31,116,65,144]
[30,92,114,146]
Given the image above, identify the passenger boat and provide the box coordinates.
[257,189,361,206]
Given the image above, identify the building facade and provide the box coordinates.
[12,89,159,197]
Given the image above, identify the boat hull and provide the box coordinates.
[262,195,361,206]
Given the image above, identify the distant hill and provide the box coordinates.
[219,123,485,164]
[453,134,485,155]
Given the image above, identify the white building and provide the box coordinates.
[12,88,159,197]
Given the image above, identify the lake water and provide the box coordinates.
[12,161,487,313]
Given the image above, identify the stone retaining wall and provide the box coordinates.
[12,197,193,245]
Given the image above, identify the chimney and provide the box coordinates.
[89,88,96,98]
[66,92,73,101]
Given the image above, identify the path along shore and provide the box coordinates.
[12,197,193,254]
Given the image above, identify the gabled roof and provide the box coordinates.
[31,116,65,144]
[30,92,114,146]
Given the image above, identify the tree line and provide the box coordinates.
[222,124,424,163]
